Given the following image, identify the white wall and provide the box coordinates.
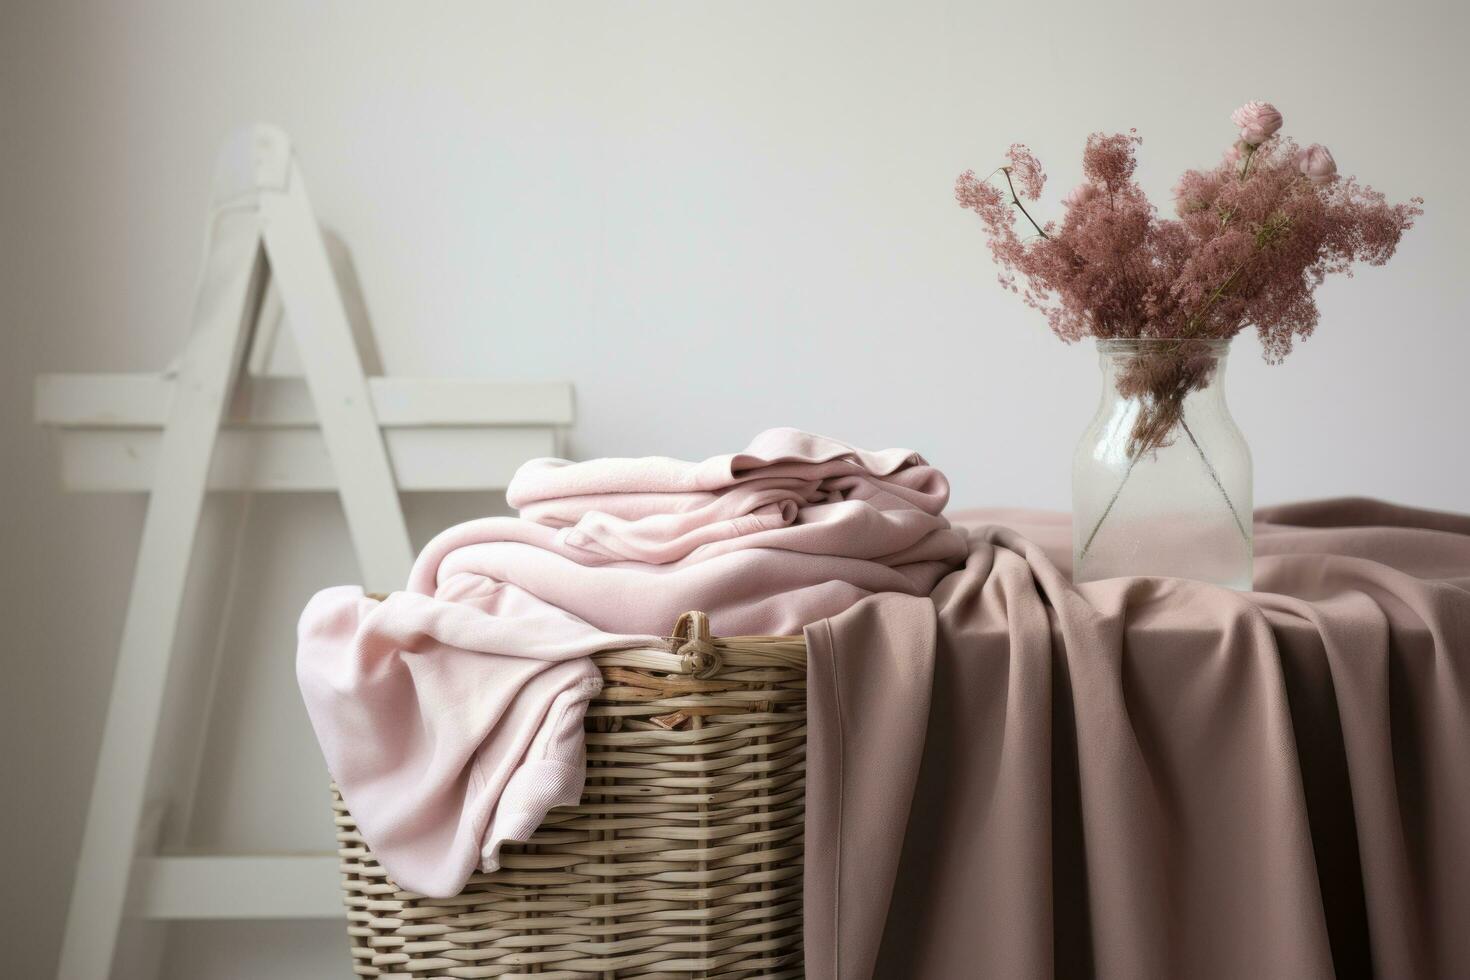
[3,0,1466,975]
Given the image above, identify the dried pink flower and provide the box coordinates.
[1082,130,1141,190]
[1005,144,1046,200]
[1232,100,1283,145]
[1296,143,1338,184]
[1172,167,1225,216]
[956,105,1421,455]
[1063,182,1099,208]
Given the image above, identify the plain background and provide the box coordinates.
[2,0,1466,975]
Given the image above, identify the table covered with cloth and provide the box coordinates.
[804,498,1470,980]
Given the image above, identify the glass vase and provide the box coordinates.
[1072,338,1253,589]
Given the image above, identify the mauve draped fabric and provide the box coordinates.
[803,499,1470,980]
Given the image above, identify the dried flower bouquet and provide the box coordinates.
[956,101,1422,460]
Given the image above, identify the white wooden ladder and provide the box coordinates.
[35,125,572,979]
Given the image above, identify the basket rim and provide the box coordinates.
[593,633,806,673]
[365,592,806,674]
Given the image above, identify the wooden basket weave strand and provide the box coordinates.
[332,611,808,978]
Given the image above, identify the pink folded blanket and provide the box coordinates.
[508,428,957,572]
[297,429,964,897]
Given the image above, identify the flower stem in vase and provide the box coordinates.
[1077,387,1248,563]
[1078,452,1138,561]
[1181,418,1249,541]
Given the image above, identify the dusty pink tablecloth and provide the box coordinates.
[804,498,1470,980]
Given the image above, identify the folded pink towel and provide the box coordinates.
[298,429,963,897]
[508,428,949,504]
[510,427,958,571]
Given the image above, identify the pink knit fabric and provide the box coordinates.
[296,577,652,898]
[298,429,963,897]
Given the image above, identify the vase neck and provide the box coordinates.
[1096,338,1232,406]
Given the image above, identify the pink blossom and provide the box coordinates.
[1231,101,1283,145]
[1172,168,1224,216]
[1063,182,1099,208]
[956,128,1419,360]
[1296,143,1338,184]
[1171,177,1189,206]
[1222,141,1246,167]
[956,113,1419,456]
[1005,144,1046,200]
[1082,130,1141,190]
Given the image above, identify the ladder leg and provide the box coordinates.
[262,162,413,592]
[56,209,266,980]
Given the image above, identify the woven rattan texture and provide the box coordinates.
[332,628,807,979]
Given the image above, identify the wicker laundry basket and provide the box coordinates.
[331,611,808,978]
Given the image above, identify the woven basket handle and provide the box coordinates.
[670,610,722,679]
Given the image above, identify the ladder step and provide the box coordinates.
[36,373,575,428]
[133,854,344,920]
[54,426,558,492]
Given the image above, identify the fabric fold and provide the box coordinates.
[809,500,1470,980]
[803,594,936,980]
[296,581,649,898]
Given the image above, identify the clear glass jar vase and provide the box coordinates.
[1072,338,1253,589]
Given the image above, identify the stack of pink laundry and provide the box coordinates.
[297,428,964,896]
